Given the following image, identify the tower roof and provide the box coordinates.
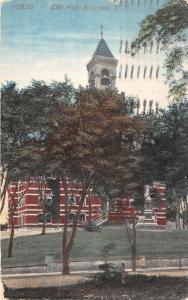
[93,38,114,58]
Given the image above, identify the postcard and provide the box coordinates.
[1,0,188,299]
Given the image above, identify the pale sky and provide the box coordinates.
[1,0,183,107]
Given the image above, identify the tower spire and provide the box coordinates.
[100,25,104,39]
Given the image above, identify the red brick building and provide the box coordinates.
[8,180,101,228]
[8,180,167,228]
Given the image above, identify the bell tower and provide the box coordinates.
[87,26,118,90]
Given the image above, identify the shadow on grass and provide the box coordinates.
[4,275,188,300]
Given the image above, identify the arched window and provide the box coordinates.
[101,69,111,86]
[69,213,75,223]
[101,69,110,77]
[79,213,85,223]
[69,195,76,205]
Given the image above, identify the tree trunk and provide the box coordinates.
[62,223,69,274]
[88,193,92,225]
[185,199,188,230]
[0,169,9,214]
[62,178,70,274]
[176,198,180,229]
[41,219,46,235]
[62,177,93,275]
[7,181,32,258]
[131,243,136,272]
[41,208,46,235]
[62,248,70,275]
[8,214,14,258]
[131,219,136,272]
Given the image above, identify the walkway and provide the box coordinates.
[2,269,188,289]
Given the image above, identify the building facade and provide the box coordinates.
[8,180,101,228]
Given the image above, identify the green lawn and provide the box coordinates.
[1,227,188,266]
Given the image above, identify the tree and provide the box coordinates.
[1,78,74,215]
[7,179,33,257]
[1,82,27,214]
[1,80,49,214]
[1,81,50,256]
[37,177,53,235]
[133,0,188,101]
[1,80,142,272]
[139,100,188,227]
[39,87,142,274]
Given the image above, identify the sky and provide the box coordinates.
[1,0,169,89]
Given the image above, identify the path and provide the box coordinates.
[2,269,188,289]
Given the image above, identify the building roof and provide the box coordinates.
[93,38,114,58]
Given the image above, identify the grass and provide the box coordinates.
[1,227,188,266]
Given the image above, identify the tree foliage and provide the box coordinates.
[140,100,188,220]
[134,0,188,101]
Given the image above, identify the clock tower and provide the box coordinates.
[87,27,118,90]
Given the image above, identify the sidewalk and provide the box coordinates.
[2,268,188,289]
[2,273,89,289]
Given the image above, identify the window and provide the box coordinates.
[83,196,88,206]
[69,213,75,223]
[20,214,24,226]
[46,196,52,207]
[68,195,76,205]
[101,69,110,77]
[79,214,85,223]
[101,69,111,86]
[101,78,110,85]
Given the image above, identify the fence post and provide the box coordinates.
[179,257,182,270]
[45,253,55,272]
